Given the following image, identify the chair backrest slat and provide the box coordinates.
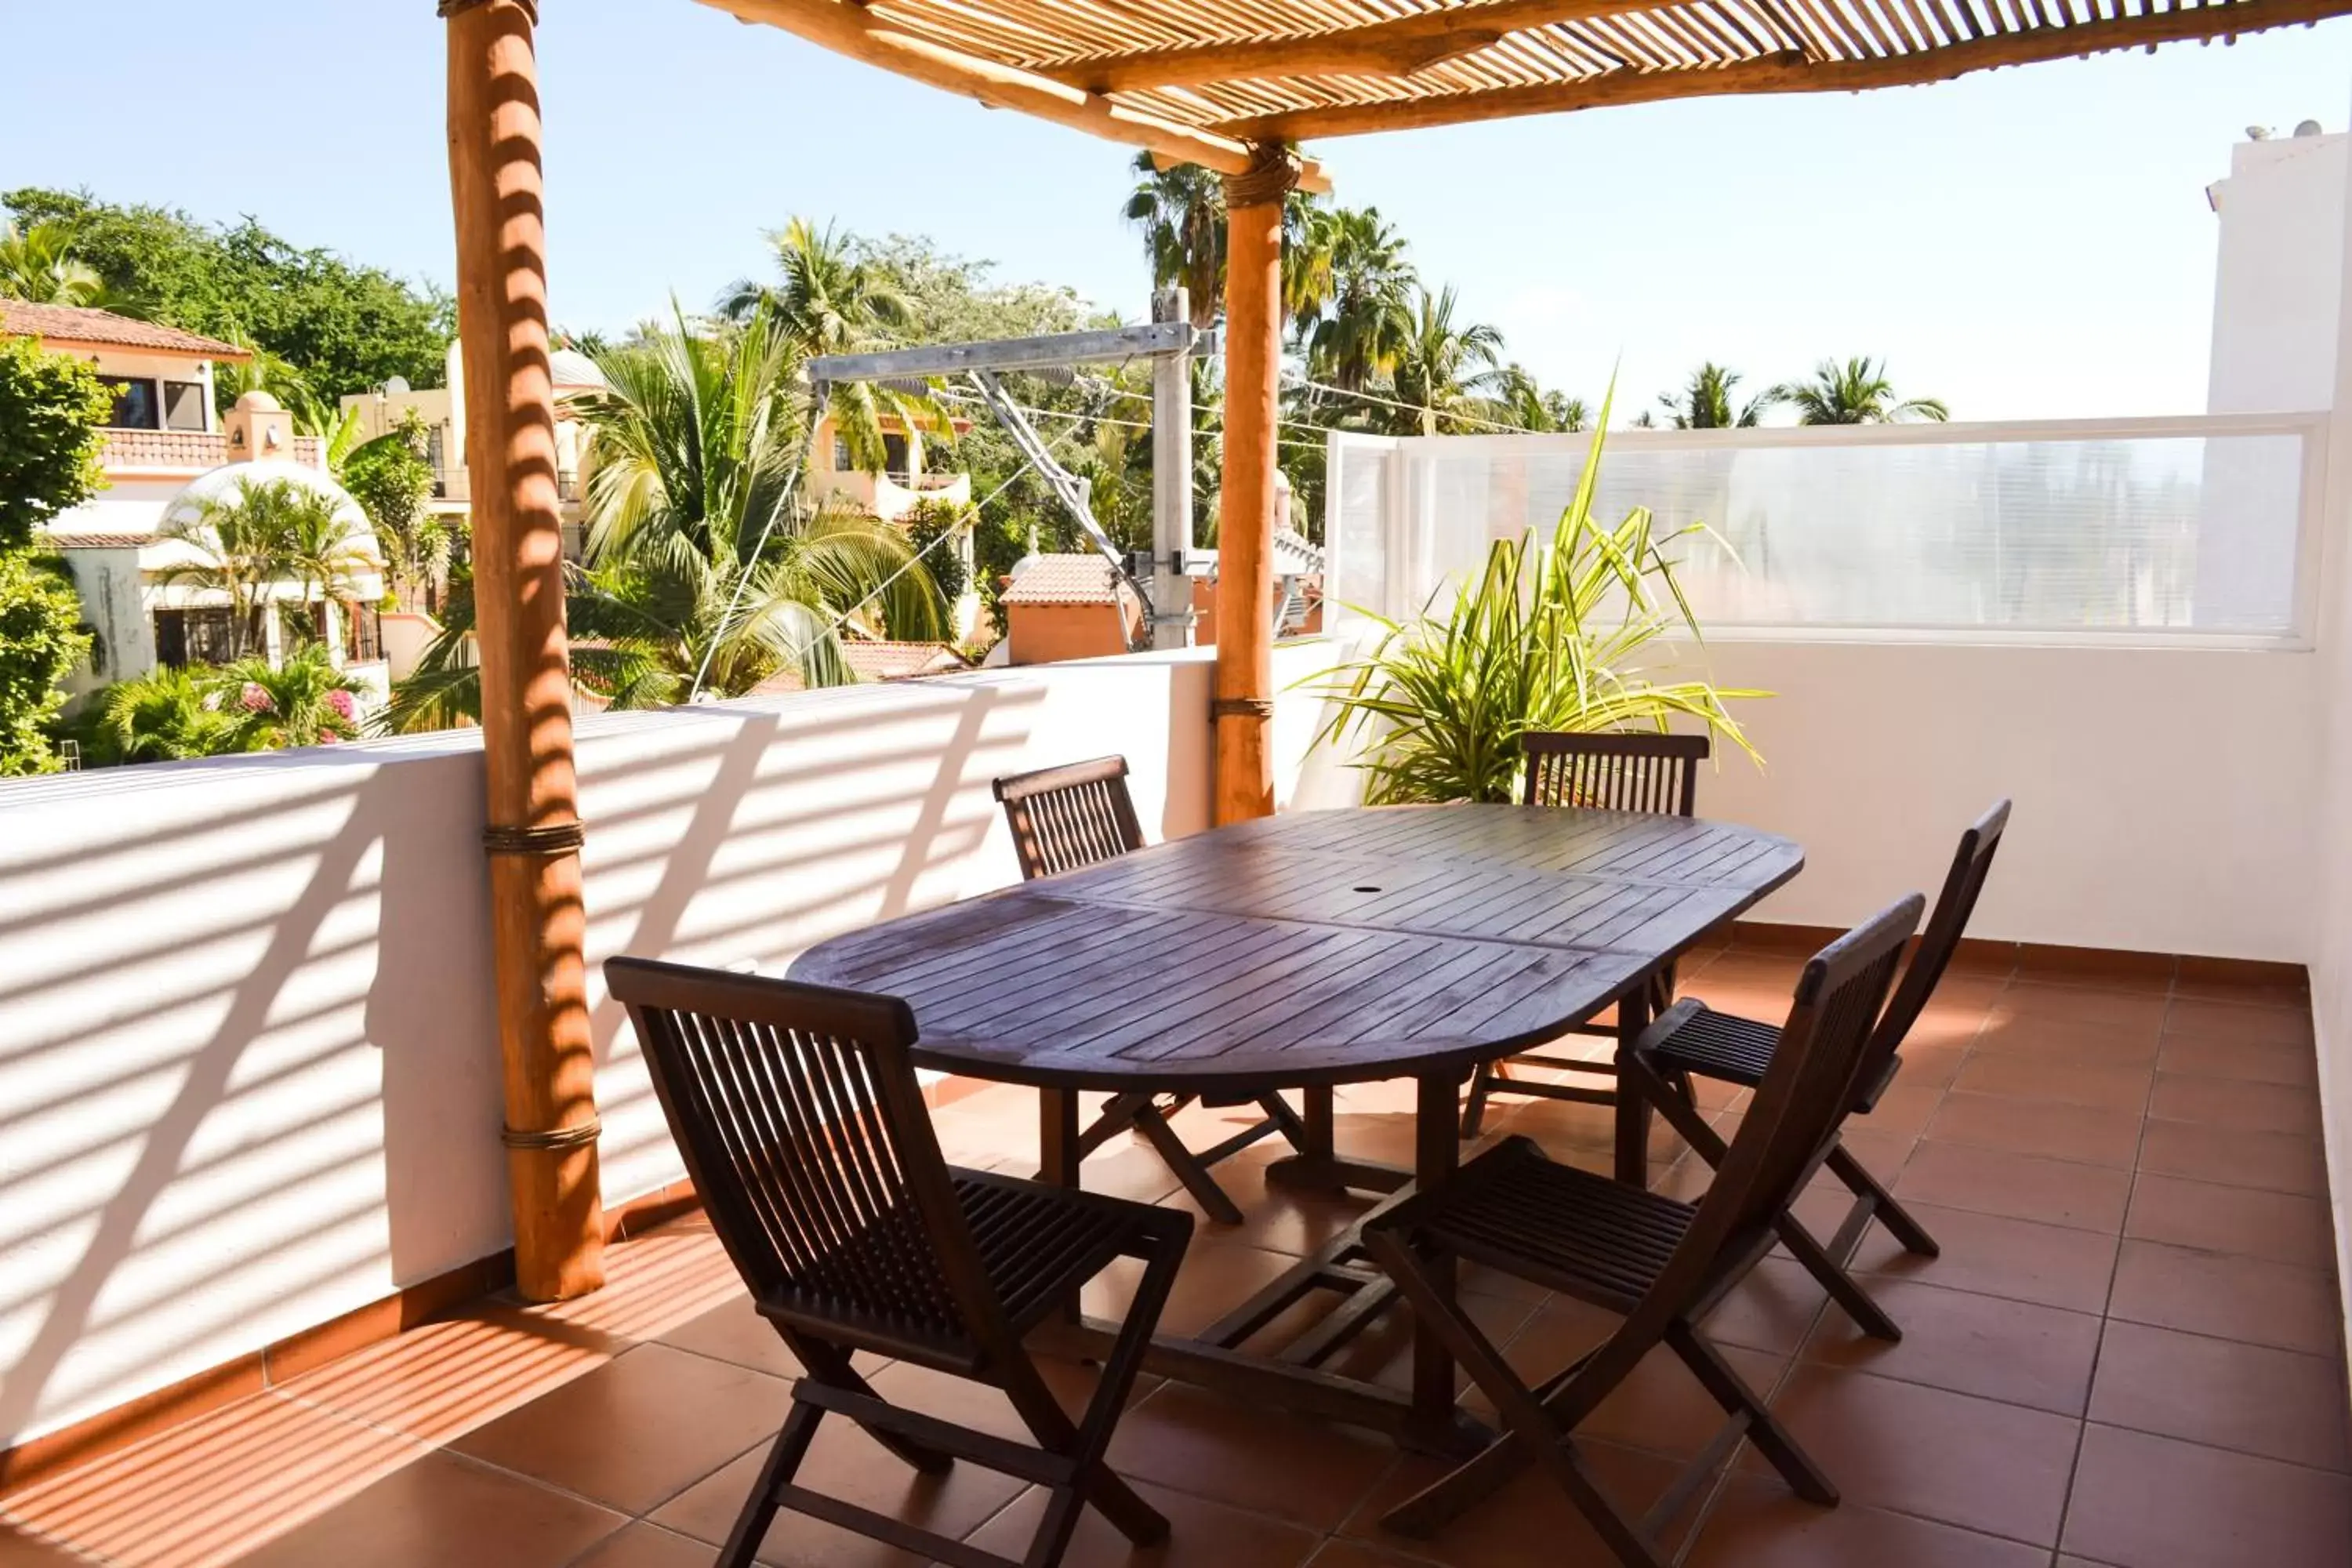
[1523,731,1709,816]
[607,958,1004,1355]
[993,756,1146,880]
[1862,800,2012,1086]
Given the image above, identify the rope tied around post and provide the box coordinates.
[481,822,586,857]
[1222,141,1305,209]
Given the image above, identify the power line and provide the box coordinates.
[1283,372,1530,436]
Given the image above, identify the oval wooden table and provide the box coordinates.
[793,804,1802,1450]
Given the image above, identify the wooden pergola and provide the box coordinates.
[438,0,2348,1297]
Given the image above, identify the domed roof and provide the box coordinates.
[160,461,382,562]
[234,389,284,412]
[550,347,608,390]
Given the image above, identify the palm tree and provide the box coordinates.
[160,477,328,658]
[1659,362,1780,429]
[1485,365,1587,433]
[1387,285,1505,435]
[91,666,239,763]
[1303,208,1417,394]
[572,307,946,701]
[217,646,368,750]
[277,490,379,647]
[719,221,939,473]
[1124,154,1225,328]
[1776,357,1949,424]
[0,219,121,309]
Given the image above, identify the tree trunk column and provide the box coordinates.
[444,0,604,1301]
[1213,143,1298,826]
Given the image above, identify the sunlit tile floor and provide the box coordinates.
[3,945,2346,1566]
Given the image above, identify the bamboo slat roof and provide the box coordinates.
[705,0,2349,179]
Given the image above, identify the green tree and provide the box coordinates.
[158,477,337,658]
[0,554,89,775]
[1660,361,1780,429]
[1301,207,1417,393]
[902,497,974,608]
[1388,285,1505,435]
[1123,155,1225,328]
[217,646,367,750]
[1776,357,1949,425]
[0,218,121,308]
[1485,365,1587,432]
[343,412,443,608]
[2,189,453,403]
[83,663,239,764]
[0,336,113,554]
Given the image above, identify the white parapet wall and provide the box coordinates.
[0,642,1352,1452]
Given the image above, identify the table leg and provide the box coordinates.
[1409,1071,1462,1445]
[1040,1087,1083,1321]
[1613,979,1654,1187]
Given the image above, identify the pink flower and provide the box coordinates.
[239,683,274,714]
[325,689,356,720]
[319,731,342,746]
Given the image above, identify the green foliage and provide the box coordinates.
[161,475,376,657]
[2,188,452,405]
[1311,408,1762,805]
[81,645,365,766]
[0,554,90,775]
[1775,357,1948,425]
[1661,362,1780,429]
[0,218,131,309]
[902,497,973,607]
[343,412,441,607]
[0,336,113,554]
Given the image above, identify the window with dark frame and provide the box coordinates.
[162,380,209,432]
[154,608,237,667]
[100,376,161,430]
[833,434,852,471]
[343,601,383,663]
[883,434,910,483]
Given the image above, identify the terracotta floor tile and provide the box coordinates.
[1852,1203,2118,1314]
[2089,1320,2351,1472]
[1926,1092,2144,1169]
[1483,1301,1784,1461]
[1949,1054,2153,1114]
[1889,1038,1971,1091]
[1338,1442,1691,1568]
[275,1303,633,1445]
[964,1477,1322,1568]
[2159,997,2314,1047]
[230,1447,626,1568]
[450,1341,792,1515]
[862,1356,1149,1447]
[1802,1277,2101,1416]
[2123,1174,2336,1269]
[2167,971,2310,1007]
[2154,1036,2320,1088]
[1995,983,2170,1033]
[1305,1539,1449,1568]
[1896,1140,2132,1233]
[503,1220,743,1343]
[566,1523,720,1568]
[2145,1073,2322,1136]
[655,1292,834,1381]
[650,1408,1029,1568]
[1105,1382,1396,1530]
[2107,1240,2343,1356]
[0,1527,94,1567]
[1689,1475,2049,1566]
[0,1392,427,1568]
[2133,1120,2330,1198]
[1157,1145,1374,1257]
[1846,1079,1947,1138]
[2060,1423,2352,1568]
[1084,1236,1308,1338]
[1758,1366,2078,1545]
[1969,1011,2162,1068]
[1699,1256,1831,1357]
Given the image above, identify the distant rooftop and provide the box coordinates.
[0,301,249,361]
[1000,554,1131,608]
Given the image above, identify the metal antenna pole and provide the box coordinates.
[1149,287,1196,650]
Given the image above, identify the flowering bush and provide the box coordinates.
[325,688,356,721]
[239,682,274,714]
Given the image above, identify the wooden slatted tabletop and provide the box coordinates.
[794,803,1801,1454]
[792,804,1802,1096]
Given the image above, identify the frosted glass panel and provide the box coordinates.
[1333,426,2314,638]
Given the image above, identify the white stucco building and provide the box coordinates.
[7,303,389,710]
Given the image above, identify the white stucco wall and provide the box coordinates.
[0,643,1348,1450]
[2209,131,2348,416]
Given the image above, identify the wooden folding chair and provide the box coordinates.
[994,756,1308,1224]
[1363,895,1924,1568]
[606,956,1193,1568]
[1624,800,2010,1340]
[1461,731,1712,1137]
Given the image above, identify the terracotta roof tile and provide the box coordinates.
[1000,554,1135,608]
[38,531,150,550]
[0,302,249,360]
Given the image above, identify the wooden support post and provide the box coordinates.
[444,0,604,1301]
[1212,143,1298,826]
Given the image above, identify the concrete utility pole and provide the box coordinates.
[1149,287,1196,651]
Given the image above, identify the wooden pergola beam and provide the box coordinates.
[698,0,1330,189]
[1212,1,2345,141]
[1041,0,1668,93]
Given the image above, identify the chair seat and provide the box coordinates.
[1642,1004,1783,1086]
[1640,1003,1904,1112]
[1399,1137,1695,1312]
[768,1167,1169,1357]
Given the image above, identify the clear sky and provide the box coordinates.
[4,3,2350,421]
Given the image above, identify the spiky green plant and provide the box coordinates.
[1311,403,1763,804]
